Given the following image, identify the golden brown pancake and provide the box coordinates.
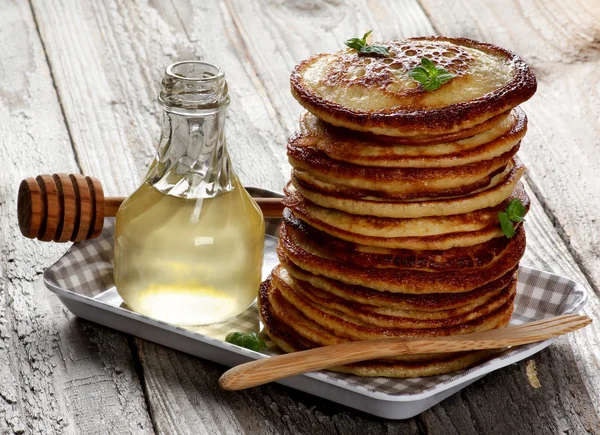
[289,159,525,218]
[288,209,503,251]
[292,166,508,201]
[269,276,515,340]
[282,208,527,269]
[288,139,519,199]
[286,183,529,249]
[258,279,505,377]
[327,352,497,378]
[280,259,518,312]
[259,279,497,377]
[296,108,526,167]
[291,36,536,137]
[298,110,513,147]
[278,221,526,294]
[272,265,517,329]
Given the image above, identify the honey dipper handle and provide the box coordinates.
[18,173,285,242]
[105,197,126,217]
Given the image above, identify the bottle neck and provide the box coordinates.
[145,61,235,199]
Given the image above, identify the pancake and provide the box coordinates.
[286,183,529,246]
[289,159,525,218]
[288,139,519,198]
[278,222,526,294]
[328,352,496,378]
[282,208,526,269]
[292,165,509,201]
[297,110,513,148]
[269,276,514,341]
[291,36,536,137]
[296,108,526,168]
[288,210,502,251]
[272,265,517,329]
[281,259,519,312]
[259,279,497,377]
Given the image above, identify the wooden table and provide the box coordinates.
[2,0,599,433]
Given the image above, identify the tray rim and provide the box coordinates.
[43,264,588,403]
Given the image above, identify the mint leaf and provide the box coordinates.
[420,57,437,72]
[345,38,366,51]
[344,30,371,51]
[344,30,389,57]
[408,67,429,82]
[409,58,456,91]
[225,331,266,352]
[361,44,390,57]
[422,77,442,91]
[506,198,526,223]
[498,212,516,238]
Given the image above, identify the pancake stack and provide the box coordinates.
[260,36,537,377]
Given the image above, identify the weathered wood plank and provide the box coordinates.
[418,0,600,298]
[30,0,288,196]
[29,0,600,433]
[0,1,153,433]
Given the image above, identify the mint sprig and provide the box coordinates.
[498,199,527,238]
[344,30,390,57]
[225,331,266,352]
[408,58,455,91]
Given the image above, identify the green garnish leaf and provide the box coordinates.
[498,212,516,238]
[506,198,527,223]
[360,44,390,57]
[225,331,266,352]
[408,58,456,91]
[498,199,527,238]
[344,30,390,57]
[344,30,372,51]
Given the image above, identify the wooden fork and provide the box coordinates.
[219,314,591,391]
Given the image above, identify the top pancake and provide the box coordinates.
[291,36,536,137]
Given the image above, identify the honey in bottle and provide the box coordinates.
[114,61,265,325]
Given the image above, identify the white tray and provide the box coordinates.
[43,190,588,420]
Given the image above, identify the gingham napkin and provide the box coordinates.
[44,188,587,397]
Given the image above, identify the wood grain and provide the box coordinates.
[24,0,600,433]
[0,1,153,433]
[36,174,61,241]
[52,173,77,242]
[30,0,289,197]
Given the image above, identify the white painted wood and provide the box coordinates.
[30,0,289,197]
[0,1,153,433]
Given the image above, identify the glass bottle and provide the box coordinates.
[114,61,265,326]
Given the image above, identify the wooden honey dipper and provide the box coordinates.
[17,174,284,243]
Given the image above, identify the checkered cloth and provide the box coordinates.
[44,188,587,397]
